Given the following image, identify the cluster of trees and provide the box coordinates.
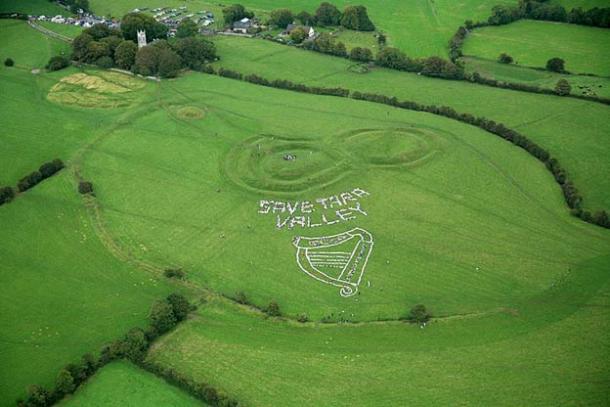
[46,55,70,71]
[222,4,254,27]
[70,15,216,77]
[17,293,194,407]
[78,181,94,194]
[17,159,64,193]
[303,32,347,57]
[546,57,565,73]
[266,3,375,31]
[63,0,90,14]
[487,0,610,28]
[0,186,15,206]
[407,304,431,324]
[164,267,186,280]
[376,47,463,79]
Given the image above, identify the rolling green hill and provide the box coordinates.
[463,20,610,76]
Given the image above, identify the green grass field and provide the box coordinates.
[0,20,71,69]
[209,35,610,212]
[463,20,610,76]
[0,0,70,16]
[2,4,610,407]
[38,21,83,39]
[553,0,610,9]
[60,361,204,406]
[463,56,610,98]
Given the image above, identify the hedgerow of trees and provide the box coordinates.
[15,294,235,407]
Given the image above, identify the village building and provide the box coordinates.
[232,17,252,34]
[284,24,316,39]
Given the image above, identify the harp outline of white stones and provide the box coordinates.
[293,228,374,297]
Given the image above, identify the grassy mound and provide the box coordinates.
[175,106,206,120]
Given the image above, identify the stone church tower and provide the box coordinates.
[137,30,147,48]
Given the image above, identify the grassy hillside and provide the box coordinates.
[73,71,610,324]
[0,0,70,16]
[463,20,610,76]
[553,0,610,8]
[210,36,610,212]
[0,173,176,405]
[88,0,511,57]
[60,361,204,406]
[39,21,83,39]
[148,272,610,406]
[0,20,70,69]
[462,56,610,98]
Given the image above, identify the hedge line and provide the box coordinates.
[0,159,65,208]
[16,294,239,407]
[205,66,610,229]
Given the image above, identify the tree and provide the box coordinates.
[38,159,64,178]
[46,55,70,71]
[269,9,294,28]
[85,41,111,63]
[546,57,565,72]
[340,5,375,31]
[100,35,122,58]
[333,41,347,57]
[315,2,341,26]
[555,79,571,96]
[376,47,412,70]
[266,301,281,317]
[95,56,113,68]
[349,47,373,62]
[407,304,431,324]
[175,37,217,70]
[24,385,49,407]
[421,56,462,79]
[55,369,75,395]
[134,45,159,76]
[222,4,253,27]
[157,48,182,78]
[81,353,98,376]
[114,40,137,69]
[297,10,315,26]
[83,23,120,40]
[498,53,513,64]
[78,181,94,194]
[377,32,386,46]
[177,18,198,38]
[120,12,168,42]
[167,293,191,321]
[488,5,522,25]
[121,328,149,362]
[593,210,610,228]
[290,27,307,44]
[72,32,93,61]
[149,299,177,334]
[4,57,14,67]
[0,186,15,205]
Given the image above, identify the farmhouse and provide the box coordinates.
[285,24,316,39]
[232,17,252,34]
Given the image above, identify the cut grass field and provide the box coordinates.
[463,56,610,99]
[463,19,610,76]
[210,35,610,212]
[59,361,204,406]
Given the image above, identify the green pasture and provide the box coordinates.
[39,21,83,39]
[463,56,610,98]
[553,0,610,9]
[76,71,610,325]
[60,361,203,406]
[88,0,511,57]
[0,173,177,405]
[332,28,380,52]
[463,20,610,76]
[0,19,70,69]
[148,271,610,406]
[210,35,610,212]
[0,0,70,16]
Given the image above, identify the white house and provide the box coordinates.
[232,17,252,34]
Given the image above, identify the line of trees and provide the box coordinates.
[1,159,64,207]
[70,15,217,78]
[487,0,610,28]
[202,67,610,230]
[268,2,375,31]
[16,293,208,407]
